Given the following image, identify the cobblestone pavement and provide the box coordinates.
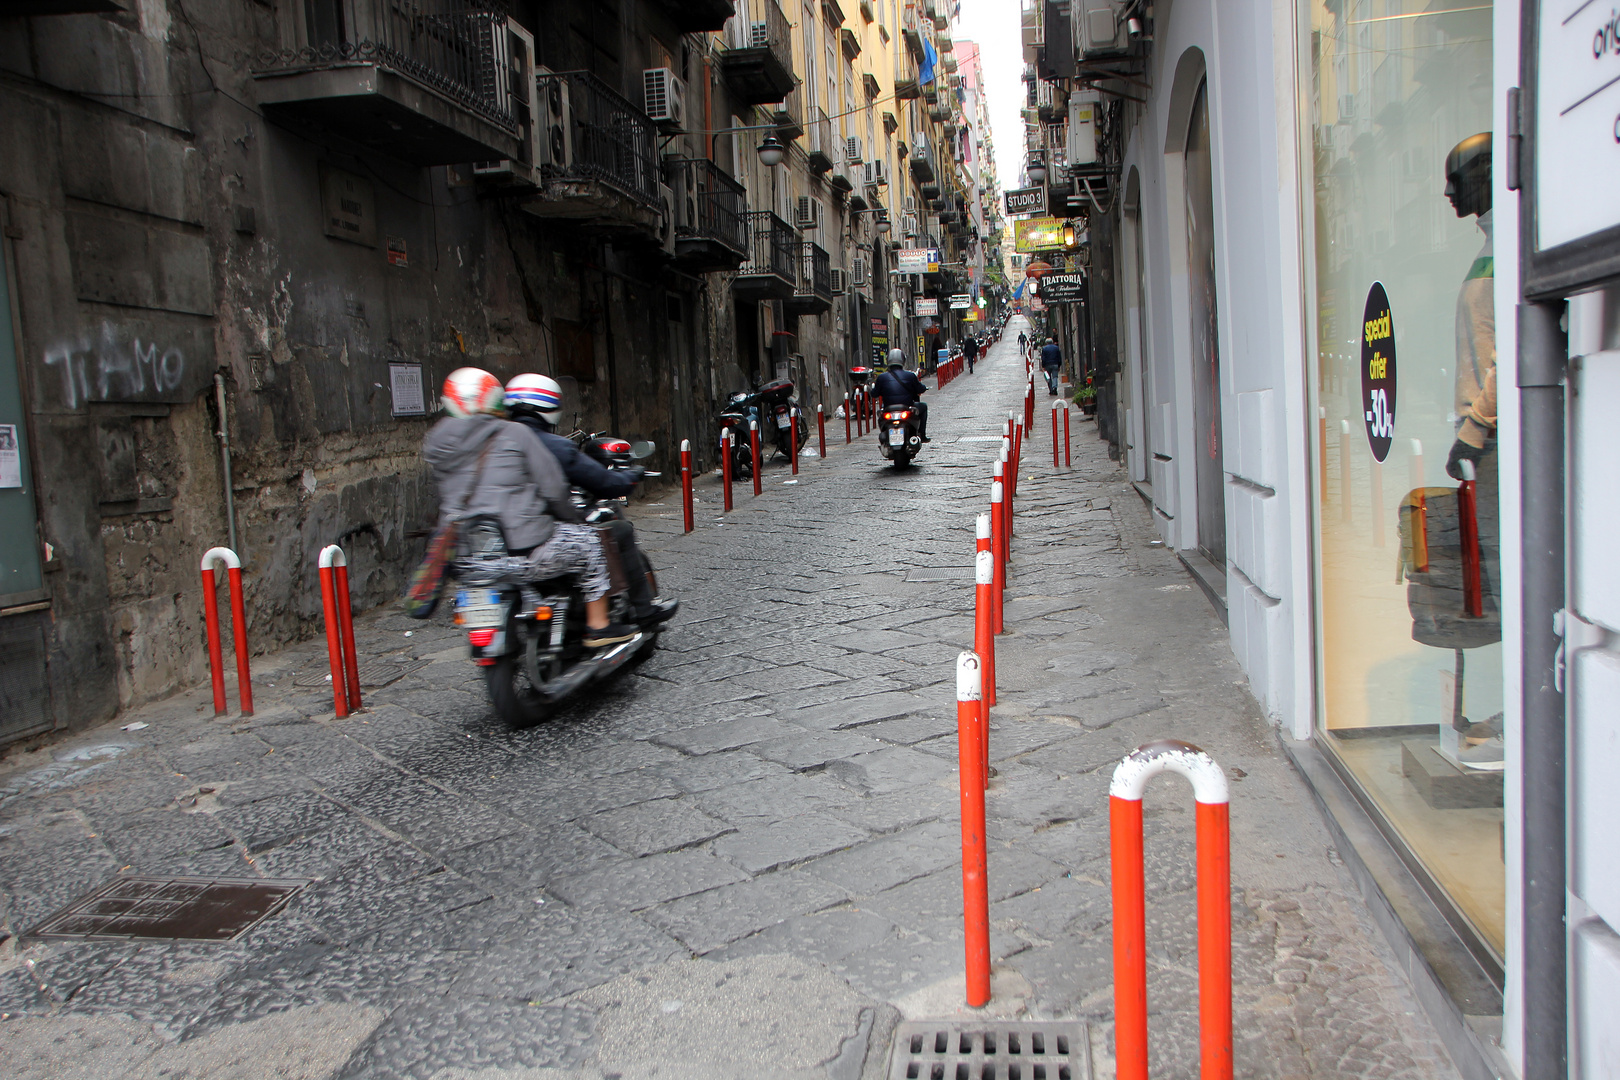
[0,321,1460,1079]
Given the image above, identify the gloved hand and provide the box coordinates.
[1445,438,1485,481]
[624,465,646,485]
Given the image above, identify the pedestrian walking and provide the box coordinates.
[962,334,979,373]
[1040,337,1063,395]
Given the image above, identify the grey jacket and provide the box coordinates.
[423,414,575,551]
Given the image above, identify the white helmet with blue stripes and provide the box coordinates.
[505,373,564,426]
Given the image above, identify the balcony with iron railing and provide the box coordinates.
[254,0,524,164]
[806,106,835,172]
[901,2,926,59]
[783,241,833,315]
[522,70,661,229]
[894,53,920,99]
[733,210,799,301]
[909,137,936,183]
[767,83,804,141]
[720,0,796,106]
[666,158,750,271]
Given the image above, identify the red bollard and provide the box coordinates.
[956,650,992,1008]
[817,404,827,458]
[722,430,734,512]
[790,408,800,476]
[318,544,362,718]
[749,420,762,496]
[1012,423,1023,502]
[1064,405,1072,467]
[990,480,1006,634]
[1110,739,1232,1080]
[1052,400,1061,467]
[199,547,253,716]
[975,542,997,728]
[844,394,852,444]
[680,439,694,533]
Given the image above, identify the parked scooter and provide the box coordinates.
[716,379,808,476]
[454,438,662,726]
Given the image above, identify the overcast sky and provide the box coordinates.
[954,0,1024,192]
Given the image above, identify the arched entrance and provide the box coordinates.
[1183,79,1225,567]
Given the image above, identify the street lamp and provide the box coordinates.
[705,124,790,167]
[1026,155,1047,185]
[756,134,786,167]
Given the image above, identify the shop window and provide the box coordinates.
[1305,0,1503,961]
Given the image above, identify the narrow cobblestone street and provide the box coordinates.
[0,325,1460,1079]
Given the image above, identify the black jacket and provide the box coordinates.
[513,415,636,498]
[874,368,926,406]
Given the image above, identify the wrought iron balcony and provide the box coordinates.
[733,210,798,301]
[909,137,936,183]
[523,70,661,231]
[720,0,796,106]
[768,84,804,141]
[784,241,833,315]
[901,2,926,59]
[254,0,524,165]
[806,107,835,173]
[894,55,920,100]
[666,158,750,272]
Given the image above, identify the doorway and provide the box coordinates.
[1183,80,1225,566]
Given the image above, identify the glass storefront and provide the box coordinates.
[1305,0,1503,960]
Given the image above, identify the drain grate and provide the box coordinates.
[888,1021,1091,1080]
[294,657,429,688]
[27,875,309,942]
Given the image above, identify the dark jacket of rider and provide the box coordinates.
[512,415,637,498]
[874,367,926,406]
[423,413,578,550]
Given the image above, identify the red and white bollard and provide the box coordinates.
[318,544,363,719]
[721,430,734,512]
[749,420,762,496]
[199,547,252,716]
[680,439,695,533]
[956,650,991,1008]
[844,393,852,444]
[974,545,997,747]
[1052,399,1061,467]
[1110,739,1232,1080]
[790,407,800,476]
[1064,404,1072,467]
[817,404,827,458]
[990,480,1006,634]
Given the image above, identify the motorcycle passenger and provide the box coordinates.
[875,348,929,442]
[424,367,637,648]
[504,373,677,629]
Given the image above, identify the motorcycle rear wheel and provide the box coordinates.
[486,655,550,727]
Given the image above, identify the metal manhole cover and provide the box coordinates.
[904,567,973,582]
[957,436,1008,443]
[889,1021,1091,1080]
[293,657,429,688]
[27,875,309,942]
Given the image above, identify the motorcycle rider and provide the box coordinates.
[874,348,929,442]
[424,367,637,648]
[504,373,677,629]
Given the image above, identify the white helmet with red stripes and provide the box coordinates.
[504,373,564,426]
[441,367,505,418]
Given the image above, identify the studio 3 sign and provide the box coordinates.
[1360,283,1397,461]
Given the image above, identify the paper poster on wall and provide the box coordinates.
[389,363,427,416]
[0,424,20,488]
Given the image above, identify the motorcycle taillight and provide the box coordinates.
[468,629,497,647]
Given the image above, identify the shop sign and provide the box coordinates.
[1014,217,1067,253]
[898,248,941,273]
[870,317,889,364]
[1359,282,1396,462]
[1004,186,1047,216]
[915,298,940,315]
[320,165,377,247]
[949,294,972,309]
[1040,274,1085,302]
[1524,0,1620,295]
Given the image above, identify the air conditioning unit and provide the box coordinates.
[864,159,888,186]
[851,256,868,286]
[473,21,540,188]
[1067,90,1099,166]
[643,68,686,131]
[903,195,917,213]
[1074,0,1131,57]
[829,267,848,294]
[750,21,771,48]
[795,195,822,229]
[658,183,677,255]
[535,66,574,169]
[844,136,864,164]
[901,211,918,236]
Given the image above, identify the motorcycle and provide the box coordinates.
[878,402,924,468]
[455,437,663,726]
[716,378,808,477]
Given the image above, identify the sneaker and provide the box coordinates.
[1457,736,1506,771]
[583,622,639,648]
[634,598,680,626]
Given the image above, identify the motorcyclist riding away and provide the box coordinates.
[874,348,929,442]
[423,367,637,648]
[504,373,677,629]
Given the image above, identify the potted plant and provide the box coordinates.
[1074,383,1098,415]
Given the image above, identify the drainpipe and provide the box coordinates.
[214,373,239,555]
[1517,298,1566,1080]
